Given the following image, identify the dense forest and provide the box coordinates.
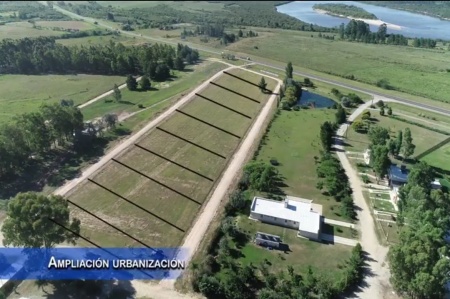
[57,1,332,32]
[0,37,199,79]
[362,1,450,20]
[0,1,69,22]
[389,162,450,298]
[313,3,378,20]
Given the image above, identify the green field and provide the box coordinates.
[0,74,125,124]
[81,61,226,120]
[67,69,277,247]
[235,215,352,278]
[345,108,448,157]
[421,142,450,171]
[372,198,396,213]
[254,108,347,220]
[98,0,225,11]
[56,34,145,46]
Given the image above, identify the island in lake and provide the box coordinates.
[313,3,378,20]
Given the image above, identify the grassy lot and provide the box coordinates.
[56,34,148,47]
[35,20,95,30]
[421,142,450,172]
[0,21,62,39]
[379,220,400,244]
[388,103,450,132]
[68,68,277,248]
[81,61,226,120]
[345,109,449,159]
[372,199,396,213]
[0,74,125,124]
[321,222,357,239]
[236,216,353,278]
[254,108,348,221]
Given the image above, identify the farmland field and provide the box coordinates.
[67,68,278,248]
[35,20,95,30]
[0,21,62,39]
[421,142,450,172]
[0,74,125,124]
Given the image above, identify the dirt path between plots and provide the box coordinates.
[335,98,399,299]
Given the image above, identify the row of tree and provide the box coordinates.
[338,21,433,47]
[389,162,450,298]
[0,37,199,77]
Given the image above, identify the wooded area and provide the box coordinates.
[313,3,378,20]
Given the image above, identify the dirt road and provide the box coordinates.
[335,98,398,299]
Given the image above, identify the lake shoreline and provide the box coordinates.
[314,8,403,31]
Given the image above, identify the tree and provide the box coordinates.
[1,192,80,248]
[258,77,267,92]
[371,145,391,180]
[102,113,118,129]
[401,128,415,160]
[154,63,170,81]
[225,190,246,215]
[285,61,293,80]
[387,106,392,116]
[113,84,121,102]
[139,75,151,91]
[198,275,222,298]
[335,105,346,124]
[394,130,403,157]
[238,29,243,37]
[352,120,365,132]
[174,56,184,71]
[380,106,385,116]
[243,161,278,192]
[126,75,137,91]
[362,111,371,120]
[320,121,334,152]
[368,126,390,146]
[387,139,397,157]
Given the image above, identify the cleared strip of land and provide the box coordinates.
[66,68,277,248]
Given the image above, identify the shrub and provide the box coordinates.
[293,105,300,111]
[137,104,144,108]
[270,158,279,166]
[361,174,370,184]
[376,100,385,107]
[104,98,113,103]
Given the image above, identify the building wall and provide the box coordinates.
[250,212,298,229]
[299,230,319,240]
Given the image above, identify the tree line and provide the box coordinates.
[0,37,199,78]
[313,3,378,20]
[389,162,450,298]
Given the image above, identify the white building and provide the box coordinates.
[250,195,323,240]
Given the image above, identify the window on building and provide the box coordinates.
[285,220,287,223]
[294,222,297,225]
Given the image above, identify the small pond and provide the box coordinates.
[297,91,336,108]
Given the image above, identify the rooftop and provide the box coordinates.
[389,164,409,183]
[255,232,282,243]
[251,196,321,234]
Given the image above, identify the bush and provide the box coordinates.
[281,101,291,110]
[104,98,113,103]
[376,100,385,107]
[137,104,144,108]
[361,174,370,184]
[376,79,392,90]
[270,158,279,166]
[293,105,300,111]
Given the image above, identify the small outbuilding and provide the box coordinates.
[254,232,282,248]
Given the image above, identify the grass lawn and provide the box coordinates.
[321,222,357,239]
[421,142,450,172]
[35,20,95,30]
[67,69,277,248]
[345,110,449,160]
[0,74,125,124]
[236,216,353,278]
[379,220,400,244]
[81,61,226,120]
[371,192,391,200]
[56,34,148,47]
[388,103,450,132]
[372,199,396,213]
[254,108,347,221]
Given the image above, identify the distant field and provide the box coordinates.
[81,61,226,120]
[421,143,450,172]
[225,29,450,104]
[67,68,277,248]
[0,22,61,39]
[0,74,125,124]
[97,1,225,11]
[254,108,346,220]
[56,34,145,46]
[36,20,95,30]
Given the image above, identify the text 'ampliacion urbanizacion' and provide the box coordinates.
[47,256,186,270]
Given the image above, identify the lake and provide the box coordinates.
[298,91,336,108]
[277,1,450,40]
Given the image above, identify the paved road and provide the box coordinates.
[323,218,355,228]
[43,1,450,118]
[321,233,358,246]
